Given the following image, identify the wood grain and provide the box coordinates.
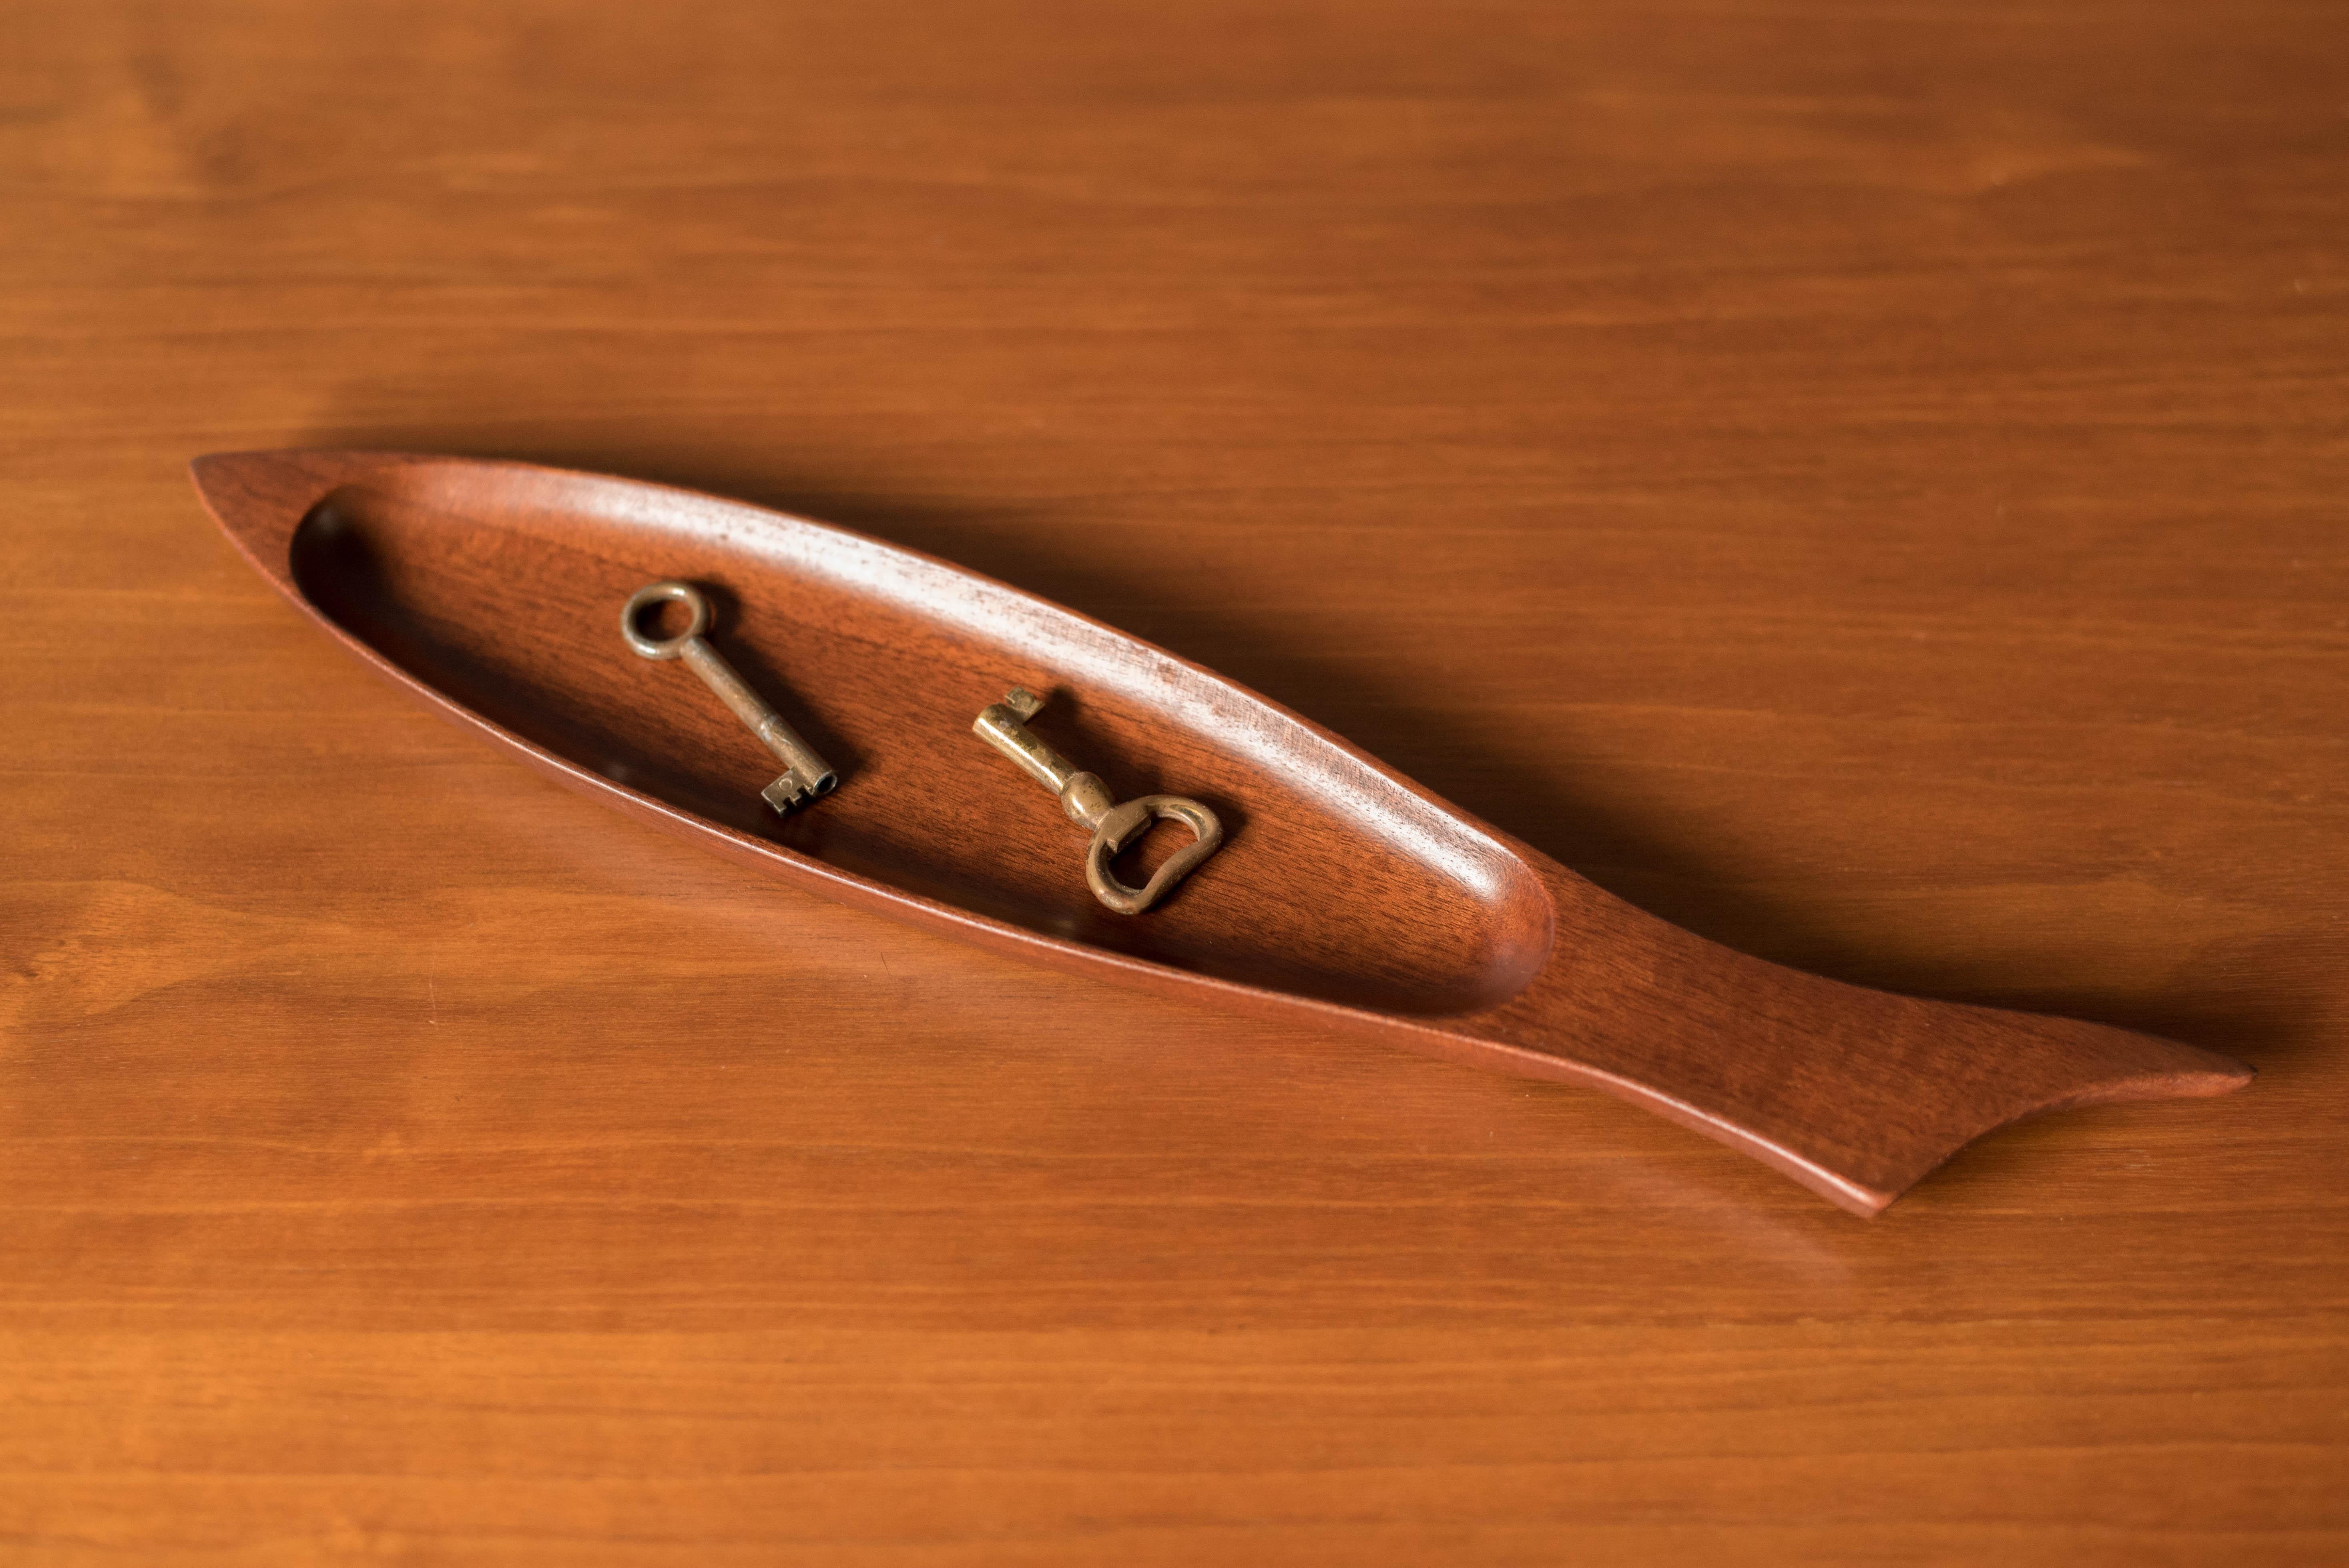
[3,0,2345,1562]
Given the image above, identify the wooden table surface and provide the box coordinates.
[5,1,2345,1562]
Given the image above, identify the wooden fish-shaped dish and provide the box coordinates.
[193,450,2251,1215]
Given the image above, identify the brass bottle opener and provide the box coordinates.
[622,580,837,813]
[973,687,1223,914]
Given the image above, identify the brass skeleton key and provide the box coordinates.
[973,687,1223,914]
[622,580,837,813]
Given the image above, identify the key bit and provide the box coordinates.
[622,580,837,814]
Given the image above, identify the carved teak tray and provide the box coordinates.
[193,451,2250,1215]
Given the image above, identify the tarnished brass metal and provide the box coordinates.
[972,687,1223,914]
[622,580,837,813]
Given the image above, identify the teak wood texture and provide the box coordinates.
[195,450,2250,1215]
[5,0,2348,1564]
